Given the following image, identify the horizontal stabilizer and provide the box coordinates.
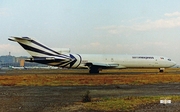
[8,36,32,42]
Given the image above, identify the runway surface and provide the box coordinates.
[0,69,180,111]
[0,83,179,111]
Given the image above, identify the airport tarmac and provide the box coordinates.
[0,84,180,112]
[0,69,180,111]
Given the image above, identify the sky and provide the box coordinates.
[1,0,180,63]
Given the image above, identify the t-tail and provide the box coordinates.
[8,37,81,68]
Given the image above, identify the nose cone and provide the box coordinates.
[173,61,176,66]
[165,57,176,67]
[159,57,177,68]
[170,61,180,68]
[170,60,177,67]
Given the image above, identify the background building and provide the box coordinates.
[0,55,47,68]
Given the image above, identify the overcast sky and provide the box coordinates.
[1,0,180,63]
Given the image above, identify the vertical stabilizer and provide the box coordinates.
[8,37,61,58]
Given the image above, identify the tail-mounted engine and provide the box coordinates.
[69,54,81,68]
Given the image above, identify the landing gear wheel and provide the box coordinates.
[159,68,165,72]
[89,66,99,74]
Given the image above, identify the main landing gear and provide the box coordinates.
[159,68,165,72]
[89,66,100,74]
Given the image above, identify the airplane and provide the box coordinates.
[8,36,176,73]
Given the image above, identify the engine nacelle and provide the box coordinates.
[68,54,81,68]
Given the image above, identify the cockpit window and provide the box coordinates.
[168,59,171,61]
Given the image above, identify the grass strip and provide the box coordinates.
[0,74,180,86]
[83,95,180,111]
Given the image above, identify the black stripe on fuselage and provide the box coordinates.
[29,58,71,67]
[49,59,72,67]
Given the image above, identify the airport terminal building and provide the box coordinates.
[0,55,46,69]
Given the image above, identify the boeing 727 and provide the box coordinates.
[8,37,176,73]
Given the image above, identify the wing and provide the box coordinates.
[85,62,126,69]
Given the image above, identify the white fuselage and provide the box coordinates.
[77,54,176,69]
